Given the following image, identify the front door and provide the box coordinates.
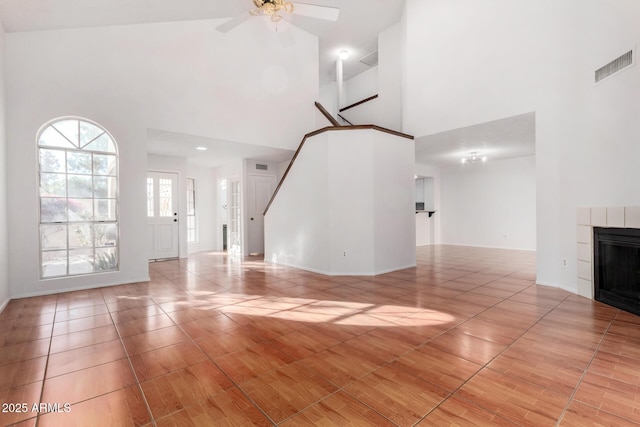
[147,171,179,260]
[247,174,276,255]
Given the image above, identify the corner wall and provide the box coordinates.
[0,22,9,310]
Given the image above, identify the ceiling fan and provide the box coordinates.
[216,0,339,34]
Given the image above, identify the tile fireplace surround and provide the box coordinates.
[576,206,640,299]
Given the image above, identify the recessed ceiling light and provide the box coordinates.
[195,147,208,151]
[338,49,350,60]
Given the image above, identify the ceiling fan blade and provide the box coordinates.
[293,3,339,21]
[216,12,252,33]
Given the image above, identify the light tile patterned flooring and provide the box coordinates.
[1,245,640,426]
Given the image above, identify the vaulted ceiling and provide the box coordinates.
[0,0,405,85]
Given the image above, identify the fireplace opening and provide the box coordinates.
[594,227,640,316]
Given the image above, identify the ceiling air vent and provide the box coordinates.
[360,51,379,67]
[256,164,268,171]
[595,50,633,83]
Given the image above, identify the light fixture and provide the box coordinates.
[461,151,487,164]
[338,49,350,60]
[250,0,295,23]
[196,146,208,151]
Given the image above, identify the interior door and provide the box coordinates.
[228,179,241,256]
[247,174,276,255]
[147,171,179,260]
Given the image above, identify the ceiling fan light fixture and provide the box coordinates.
[461,151,488,164]
[251,0,295,22]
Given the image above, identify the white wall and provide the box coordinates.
[372,132,416,272]
[266,129,415,275]
[0,22,9,311]
[344,66,378,107]
[377,22,404,132]
[265,133,331,273]
[318,81,338,122]
[440,156,536,250]
[404,0,640,295]
[5,18,319,297]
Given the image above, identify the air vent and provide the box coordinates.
[360,51,378,67]
[256,164,268,171]
[595,50,633,83]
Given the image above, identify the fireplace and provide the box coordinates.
[593,227,640,316]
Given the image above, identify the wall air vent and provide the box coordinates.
[360,51,379,67]
[595,50,633,83]
[256,164,268,171]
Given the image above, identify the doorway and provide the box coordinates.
[247,174,277,255]
[147,171,179,260]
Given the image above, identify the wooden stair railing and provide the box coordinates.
[337,113,354,126]
[314,101,340,126]
[263,105,413,216]
[339,94,378,113]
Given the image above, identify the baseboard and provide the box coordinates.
[373,264,418,275]
[433,243,536,252]
[0,297,10,314]
[264,259,330,275]
[264,259,417,276]
[534,279,579,295]
[10,276,151,300]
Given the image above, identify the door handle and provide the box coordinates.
[174,219,178,222]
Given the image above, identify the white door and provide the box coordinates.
[228,179,242,256]
[147,172,179,260]
[248,174,277,255]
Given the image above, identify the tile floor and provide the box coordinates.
[1,245,640,426]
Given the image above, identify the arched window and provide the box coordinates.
[38,118,119,278]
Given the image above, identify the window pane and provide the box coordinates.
[68,175,93,197]
[41,198,67,223]
[79,121,104,148]
[67,152,92,174]
[68,199,93,221]
[68,249,93,275]
[93,154,116,176]
[41,225,67,251]
[94,248,117,272]
[93,176,117,198]
[42,251,68,278]
[83,133,115,153]
[40,149,66,173]
[159,178,173,217]
[68,223,93,248]
[94,199,116,221]
[40,173,66,197]
[39,126,75,149]
[52,120,79,147]
[94,223,117,247]
[147,178,154,217]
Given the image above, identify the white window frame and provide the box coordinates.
[37,117,119,278]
